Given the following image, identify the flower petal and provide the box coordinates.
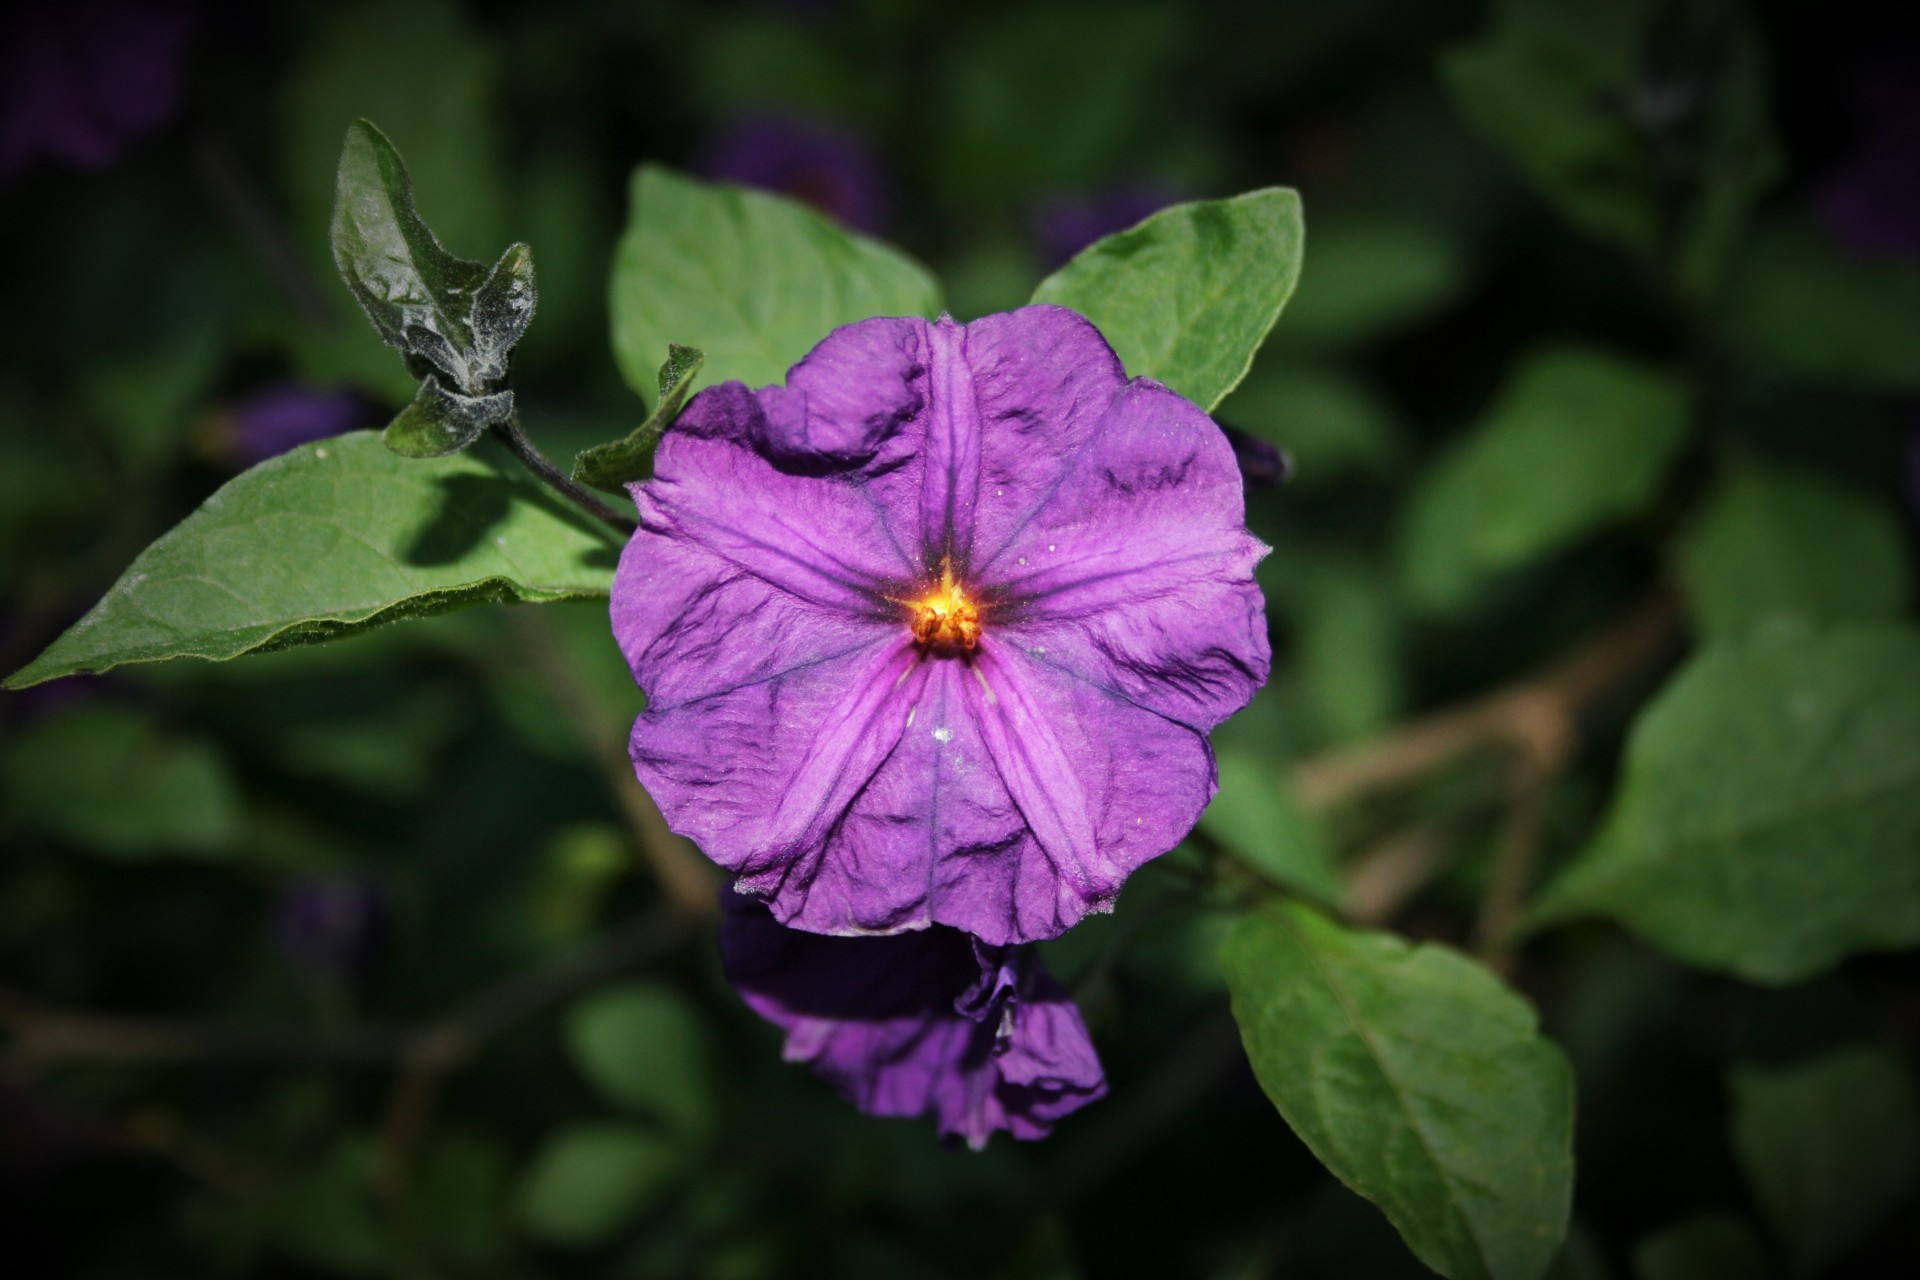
[641,328,931,612]
[719,894,1105,1148]
[619,516,928,882]
[983,378,1270,730]
[918,316,983,569]
[958,306,1131,575]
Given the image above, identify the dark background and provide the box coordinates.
[2,1,1917,1276]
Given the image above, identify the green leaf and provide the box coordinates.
[572,345,706,493]
[4,432,620,690]
[1728,219,1920,392]
[1223,902,1574,1280]
[1199,748,1343,903]
[1216,361,1404,486]
[1441,1,1658,255]
[2,706,239,858]
[1031,188,1304,410]
[609,166,940,407]
[1442,2,1777,296]
[1529,625,1920,983]
[1730,1045,1919,1276]
[1676,461,1910,643]
[280,0,505,402]
[1631,1215,1770,1280]
[564,981,716,1139]
[1398,347,1688,613]
[381,377,514,459]
[1288,556,1404,745]
[1278,215,1465,350]
[330,119,536,453]
[515,1122,680,1248]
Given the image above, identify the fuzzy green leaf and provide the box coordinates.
[1224,902,1574,1280]
[1529,625,1920,982]
[1399,347,1688,612]
[4,432,620,690]
[1031,188,1304,410]
[330,122,534,395]
[572,345,705,493]
[1676,461,1910,642]
[609,166,940,407]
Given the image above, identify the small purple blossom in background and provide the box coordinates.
[220,382,373,468]
[1220,424,1292,490]
[1031,182,1183,269]
[720,891,1105,1148]
[1817,62,1920,261]
[1905,428,1920,535]
[614,306,1270,944]
[0,0,195,182]
[274,874,388,989]
[699,112,889,234]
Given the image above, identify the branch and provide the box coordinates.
[1,903,689,1072]
[1291,591,1679,813]
[491,413,637,536]
[504,612,722,920]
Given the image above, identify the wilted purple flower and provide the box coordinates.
[1031,183,1183,269]
[720,890,1105,1148]
[221,383,372,467]
[613,307,1270,944]
[274,875,387,987]
[699,112,889,234]
[0,1,195,181]
[1818,63,1920,261]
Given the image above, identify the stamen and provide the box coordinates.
[907,558,982,655]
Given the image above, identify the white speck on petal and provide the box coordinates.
[906,705,917,727]
[1048,544,1055,552]
[932,726,953,743]
[1017,556,1027,566]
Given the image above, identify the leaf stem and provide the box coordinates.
[491,412,637,536]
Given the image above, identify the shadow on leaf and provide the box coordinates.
[405,474,512,567]
[404,471,624,570]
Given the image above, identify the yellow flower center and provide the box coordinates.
[907,562,981,655]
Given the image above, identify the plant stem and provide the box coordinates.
[491,412,637,536]
[504,611,722,920]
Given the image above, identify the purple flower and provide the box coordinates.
[699,112,889,235]
[274,875,388,987]
[720,891,1105,1148]
[0,1,195,182]
[1031,183,1183,270]
[1817,62,1920,261]
[221,383,372,467]
[613,306,1270,944]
